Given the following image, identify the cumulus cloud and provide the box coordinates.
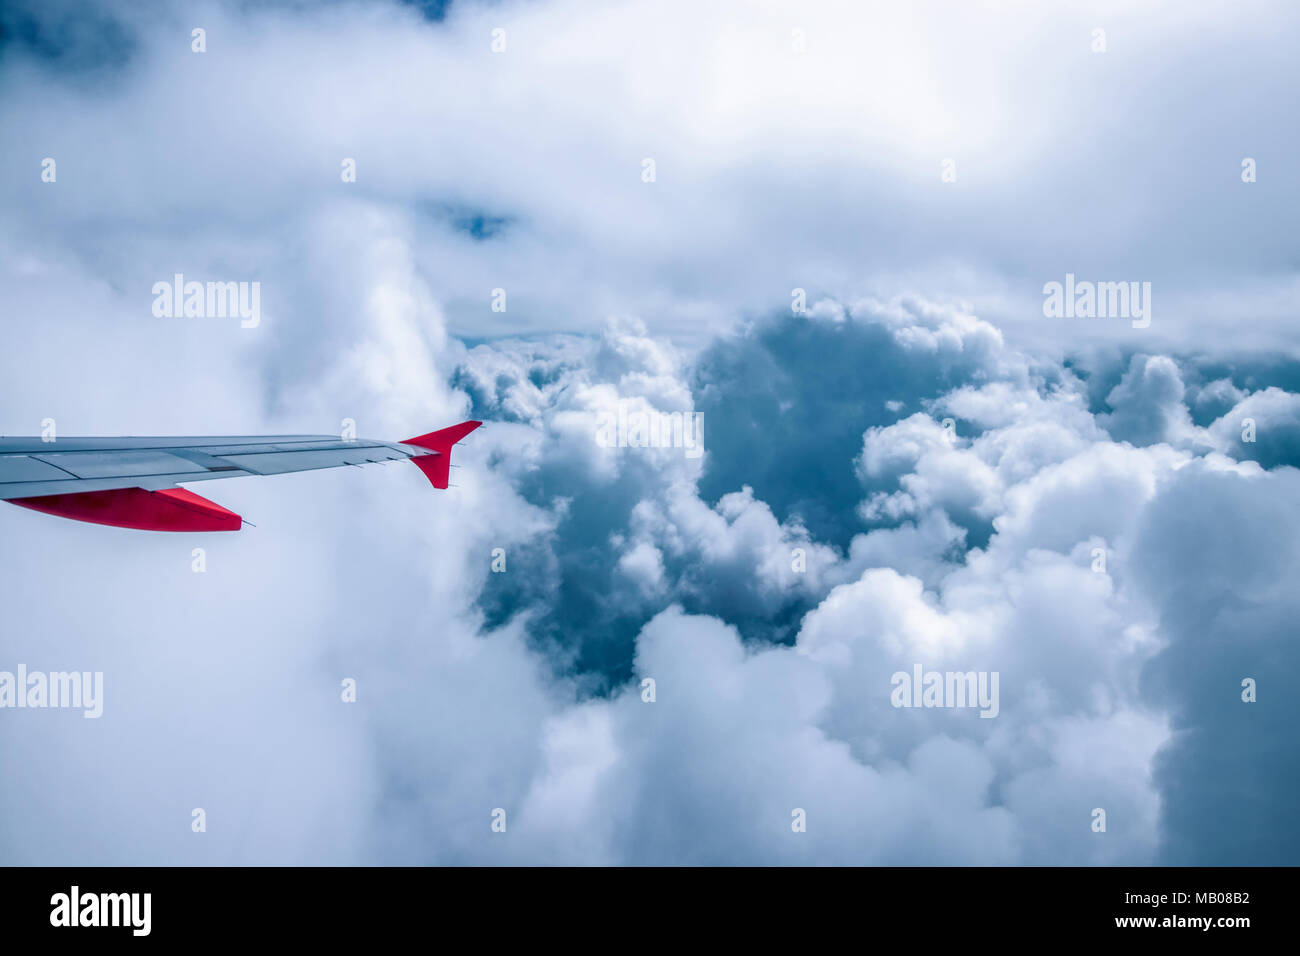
[1099,354,1200,449]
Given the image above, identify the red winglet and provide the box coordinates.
[8,486,243,532]
[401,420,482,489]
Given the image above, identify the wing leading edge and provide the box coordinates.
[0,420,482,532]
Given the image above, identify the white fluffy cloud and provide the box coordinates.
[4,267,1298,863]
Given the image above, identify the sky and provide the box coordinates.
[1,0,1298,865]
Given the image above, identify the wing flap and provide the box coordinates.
[29,450,211,479]
[217,446,409,476]
[0,455,75,483]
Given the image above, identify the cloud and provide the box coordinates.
[1099,354,1200,449]
[1130,461,1300,864]
[1206,387,1300,469]
[7,0,1300,350]
[4,272,1297,865]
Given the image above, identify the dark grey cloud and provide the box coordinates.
[1131,462,1300,864]
[0,0,136,73]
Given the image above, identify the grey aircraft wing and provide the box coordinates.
[0,420,482,531]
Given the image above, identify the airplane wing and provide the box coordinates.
[0,420,481,532]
